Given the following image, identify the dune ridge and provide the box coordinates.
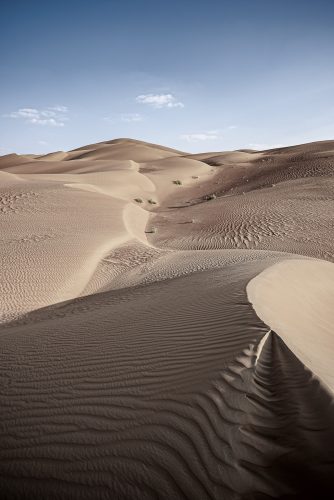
[0,138,333,499]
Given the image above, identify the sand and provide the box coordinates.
[247,259,334,392]
[0,138,333,499]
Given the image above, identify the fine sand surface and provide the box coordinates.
[0,138,334,499]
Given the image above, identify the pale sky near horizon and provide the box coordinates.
[1,0,334,154]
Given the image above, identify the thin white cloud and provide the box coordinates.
[181,132,220,142]
[206,129,221,135]
[4,106,69,127]
[104,113,143,123]
[136,93,184,109]
[121,113,143,122]
[48,105,68,113]
[181,126,237,143]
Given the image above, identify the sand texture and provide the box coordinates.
[0,138,334,499]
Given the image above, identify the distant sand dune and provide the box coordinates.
[0,138,333,499]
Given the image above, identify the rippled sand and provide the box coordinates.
[0,138,333,499]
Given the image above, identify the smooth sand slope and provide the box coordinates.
[0,138,334,499]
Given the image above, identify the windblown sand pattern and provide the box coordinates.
[0,139,333,499]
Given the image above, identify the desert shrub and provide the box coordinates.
[205,193,216,201]
[192,175,199,179]
[148,199,157,204]
[134,198,143,203]
[173,180,182,185]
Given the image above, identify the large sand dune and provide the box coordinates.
[0,138,333,499]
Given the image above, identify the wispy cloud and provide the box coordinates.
[3,106,69,127]
[181,126,237,143]
[136,93,184,109]
[49,105,68,113]
[120,113,143,122]
[181,131,221,142]
[104,113,144,124]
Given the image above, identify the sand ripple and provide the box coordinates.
[0,139,333,498]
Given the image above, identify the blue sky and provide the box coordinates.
[1,0,334,154]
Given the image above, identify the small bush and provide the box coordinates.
[145,227,156,234]
[134,198,143,203]
[173,180,182,185]
[205,193,216,201]
[148,199,157,204]
[192,175,199,179]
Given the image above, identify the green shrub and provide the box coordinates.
[205,193,216,201]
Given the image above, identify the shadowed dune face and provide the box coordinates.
[0,138,334,499]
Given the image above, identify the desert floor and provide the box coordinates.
[0,138,333,499]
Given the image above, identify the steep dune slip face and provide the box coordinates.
[247,259,334,392]
[246,259,334,498]
[0,139,334,499]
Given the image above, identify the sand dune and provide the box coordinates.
[247,258,334,392]
[0,138,333,499]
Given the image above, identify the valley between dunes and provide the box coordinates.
[0,138,334,499]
